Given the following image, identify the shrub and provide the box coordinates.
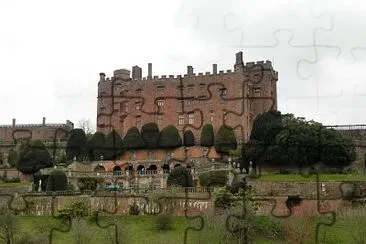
[285,195,302,209]
[86,132,105,161]
[155,215,173,232]
[198,170,228,187]
[158,125,182,149]
[123,127,146,149]
[141,123,160,148]
[214,187,236,209]
[46,170,67,191]
[167,167,193,187]
[214,125,237,155]
[200,124,215,147]
[66,129,87,161]
[183,130,195,146]
[77,177,99,191]
[104,130,125,160]
[129,202,140,215]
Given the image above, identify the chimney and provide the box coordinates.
[187,66,193,76]
[234,51,244,71]
[12,118,15,127]
[132,66,142,79]
[42,117,46,125]
[99,73,106,82]
[212,64,217,74]
[148,63,152,79]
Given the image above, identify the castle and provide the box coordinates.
[97,51,278,144]
[0,117,74,165]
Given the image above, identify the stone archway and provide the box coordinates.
[137,165,145,175]
[162,164,170,174]
[94,165,105,173]
[113,166,121,175]
[147,164,157,174]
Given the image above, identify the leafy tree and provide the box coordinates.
[104,130,125,160]
[158,125,182,149]
[167,166,193,187]
[66,129,87,161]
[123,127,146,150]
[46,170,68,191]
[77,177,99,191]
[86,132,106,161]
[55,199,90,222]
[16,139,53,175]
[141,122,160,148]
[200,124,215,147]
[215,125,237,155]
[250,110,283,144]
[183,130,195,147]
[198,170,228,187]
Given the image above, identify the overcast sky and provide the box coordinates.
[0,0,365,130]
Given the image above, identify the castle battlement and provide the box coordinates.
[0,118,74,130]
[98,52,276,85]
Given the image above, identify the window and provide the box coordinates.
[157,99,164,107]
[199,83,205,89]
[135,101,141,111]
[187,98,194,106]
[123,102,129,112]
[220,88,227,100]
[178,114,185,125]
[157,115,163,125]
[105,182,112,187]
[188,113,194,124]
[136,116,142,127]
[223,111,227,121]
[114,102,120,111]
[210,111,214,122]
[254,87,261,97]
[157,85,165,94]
[199,96,206,104]
[136,88,142,94]
[177,99,184,107]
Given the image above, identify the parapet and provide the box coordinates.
[114,69,130,80]
[244,60,273,70]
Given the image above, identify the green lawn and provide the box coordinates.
[254,173,366,182]
[0,181,32,187]
[11,214,366,244]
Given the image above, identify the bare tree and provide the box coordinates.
[77,119,95,137]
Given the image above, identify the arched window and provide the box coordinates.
[113,166,121,175]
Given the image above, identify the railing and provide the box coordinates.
[325,124,366,130]
[22,187,214,196]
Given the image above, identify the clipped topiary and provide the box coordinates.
[158,125,182,149]
[104,130,125,160]
[123,127,146,150]
[141,122,160,149]
[214,125,237,155]
[66,129,87,161]
[86,132,105,161]
[183,130,195,147]
[46,170,68,191]
[167,166,193,187]
[200,124,215,147]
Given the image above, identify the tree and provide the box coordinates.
[46,170,68,191]
[141,123,160,148]
[86,132,106,161]
[66,129,87,161]
[167,166,193,187]
[16,139,53,175]
[183,130,195,147]
[158,125,182,149]
[215,125,237,155]
[123,127,146,150]
[77,119,95,138]
[200,124,215,147]
[104,130,125,160]
[7,148,17,167]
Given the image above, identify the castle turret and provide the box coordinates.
[114,69,130,81]
[148,63,152,79]
[132,66,142,79]
[234,51,244,71]
[99,73,106,82]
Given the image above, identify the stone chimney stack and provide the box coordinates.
[12,118,15,127]
[187,66,193,76]
[212,64,217,74]
[148,63,152,79]
[132,66,142,79]
[99,73,106,82]
[234,51,244,71]
[42,117,46,125]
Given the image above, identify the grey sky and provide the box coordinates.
[0,0,365,129]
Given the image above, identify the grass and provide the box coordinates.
[254,173,366,182]
[11,212,366,244]
[0,181,32,187]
